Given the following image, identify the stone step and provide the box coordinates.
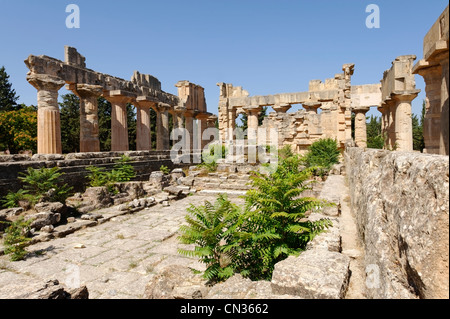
[198,189,247,197]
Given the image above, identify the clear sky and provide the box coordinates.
[0,0,448,118]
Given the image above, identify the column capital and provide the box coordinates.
[353,106,371,114]
[243,105,263,115]
[68,83,103,98]
[135,96,158,109]
[26,73,65,91]
[103,90,136,104]
[391,90,420,103]
[272,103,291,113]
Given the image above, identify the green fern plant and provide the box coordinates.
[1,189,29,208]
[178,194,241,283]
[2,217,33,261]
[159,165,170,175]
[18,167,73,204]
[234,155,332,280]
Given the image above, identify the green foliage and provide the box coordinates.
[412,101,426,152]
[0,106,37,154]
[366,115,384,149]
[159,165,170,175]
[18,167,73,204]
[198,144,228,172]
[86,155,136,191]
[1,189,29,209]
[59,94,80,154]
[303,138,340,169]
[178,194,241,282]
[0,66,20,112]
[178,149,332,283]
[2,217,32,261]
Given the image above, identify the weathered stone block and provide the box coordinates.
[271,250,351,299]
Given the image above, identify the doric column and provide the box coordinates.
[69,84,103,152]
[104,90,135,152]
[243,106,262,142]
[26,73,65,154]
[195,113,211,150]
[184,110,195,152]
[135,97,156,151]
[227,108,237,142]
[353,107,370,148]
[416,65,442,154]
[438,51,449,155]
[156,103,170,151]
[392,93,419,152]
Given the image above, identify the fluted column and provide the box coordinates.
[70,84,103,152]
[184,110,194,152]
[135,97,155,151]
[227,108,237,142]
[353,107,370,148]
[439,52,449,155]
[27,74,65,154]
[104,91,135,152]
[393,93,418,152]
[196,113,211,150]
[156,103,170,151]
[417,65,442,154]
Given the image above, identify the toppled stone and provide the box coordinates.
[81,213,102,221]
[17,280,89,299]
[34,202,65,215]
[0,207,24,218]
[163,186,183,197]
[40,225,54,233]
[26,212,61,231]
[144,265,208,299]
[271,250,351,299]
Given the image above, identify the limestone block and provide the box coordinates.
[271,250,351,299]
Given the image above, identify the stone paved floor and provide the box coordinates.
[0,194,244,299]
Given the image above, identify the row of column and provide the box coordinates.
[377,93,418,151]
[27,76,216,154]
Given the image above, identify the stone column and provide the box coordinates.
[439,52,449,155]
[104,91,135,152]
[26,74,65,154]
[353,107,370,148]
[171,107,185,147]
[156,103,170,151]
[244,106,262,142]
[227,108,237,142]
[134,97,156,151]
[196,113,211,150]
[184,110,195,152]
[392,93,418,152]
[70,84,103,153]
[416,65,442,154]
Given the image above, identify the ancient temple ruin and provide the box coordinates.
[24,46,217,155]
[25,6,448,157]
[217,55,422,153]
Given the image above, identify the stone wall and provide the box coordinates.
[0,151,185,197]
[345,147,449,299]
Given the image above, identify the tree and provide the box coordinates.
[0,66,20,111]
[366,115,384,149]
[237,107,268,133]
[0,106,37,154]
[412,100,425,152]
[98,97,111,151]
[59,94,80,153]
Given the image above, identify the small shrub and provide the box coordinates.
[178,194,241,283]
[85,155,136,192]
[1,189,29,208]
[159,165,170,175]
[303,138,340,169]
[18,167,73,204]
[2,217,33,261]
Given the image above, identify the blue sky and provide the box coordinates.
[0,0,448,118]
